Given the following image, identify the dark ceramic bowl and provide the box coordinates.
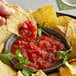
[4,12,76,73]
[4,27,70,73]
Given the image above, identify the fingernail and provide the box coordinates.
[9,8,15,13]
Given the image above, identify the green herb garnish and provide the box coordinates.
[72,51,76,57]
[14,50,36,76]
[0,51,13,64]
[37,28,49,37]
[0,50,36,76]
[37,28,42,37]
[22,67,36,76]
[56,41,76,64]
[15,50,31,65]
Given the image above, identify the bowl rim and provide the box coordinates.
[56,12,76,19]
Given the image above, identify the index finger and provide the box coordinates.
[0,2,15,16]
[0,0,8,5]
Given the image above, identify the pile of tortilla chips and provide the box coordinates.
[0,4,76,76]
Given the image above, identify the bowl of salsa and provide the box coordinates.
[5,20,70,73]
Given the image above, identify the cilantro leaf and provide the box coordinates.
[37,28,42,37]
[22,69,30,76]
[37,28,49,37]
[0,50,36,76]
[14,50,36,76]
[56,50,70,64]
[15,50,31,65]
[67,41,72,51]
[0,51,13,64]
[72,51,76,57]
[22,67,36,76]
[14,63,24,70]
[56,42,73,64]
[23,67,36,73]
[15,50,22,58]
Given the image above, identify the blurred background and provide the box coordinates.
[6,0,76,16]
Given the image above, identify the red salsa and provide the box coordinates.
[18,20,37,38]
[10,20,66,70]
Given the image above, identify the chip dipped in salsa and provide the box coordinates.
[10,20,66,70]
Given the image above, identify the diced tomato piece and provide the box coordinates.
[19,20,37,38]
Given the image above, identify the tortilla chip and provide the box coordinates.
[69,59,76,62]
[72,34,76,52]
[7,5,34,36]
[32,70,47,76]
[47,72,60,76]
[67,34,76,58]
[0,25,12,44]
[64,61,76,74]
[17,71,24,76]
[66,19,76,42]
[0,43,4,54]
[33,5,58,29]
[57,16,71,26]
[57,16,71,35]
[56,26,66,36]
[60,66,72,76]
[0,60,17,76]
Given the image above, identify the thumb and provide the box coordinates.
[0,2,15,16]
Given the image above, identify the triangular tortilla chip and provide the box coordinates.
[66,19,76,42]
[60,66,73,76]
[7,5,35,36]
[57,16,71,36]
[0,25,12,44]
[33,5,58,29]
[0,60,16,76]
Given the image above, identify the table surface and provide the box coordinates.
[6,0,76,16]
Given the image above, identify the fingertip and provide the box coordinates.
[0,0,8,5]
[0,2,15,16]
[5,7,15,16]
[9,8,15,14]
[0,16,6,25]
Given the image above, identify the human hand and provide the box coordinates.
[0,0,15,25]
